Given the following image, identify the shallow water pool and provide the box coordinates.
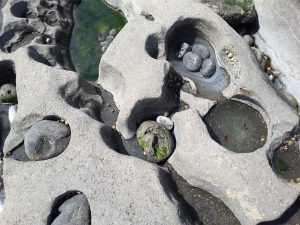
[70,0,126,81]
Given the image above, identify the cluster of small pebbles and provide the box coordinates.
[178,42,216,77]
[99,28,118,53]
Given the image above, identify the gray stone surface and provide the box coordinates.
[253,0,300,109]
[0,1,188,224]
[51,194,91,225]
[169,109,299,225]
[192,44,210,60]
[24,120,71,161]
[200,0,257,26]
[102,0,300,224]
[200,58,216,77]
[0,0,300,225]
[243,35,254,46]
[0,49,185,225]
[183,52,203,72]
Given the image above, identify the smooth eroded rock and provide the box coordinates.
[192,44,210,59]
[137,121,174,162]
[156,116,174,130]
[183,52,202,72]
[24,120,71,161]
[51,194,91,225]
[200,58,216,77]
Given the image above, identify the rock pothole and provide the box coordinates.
[70,0,126,81]
[9,117,71,161]
[203,100,267,153]
[10,1,31,18]
[271,132,300,183]
[168,165,241,225]
[136,120,175,163]
[166,18,230,100]
[48,191,91,225]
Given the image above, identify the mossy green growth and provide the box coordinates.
[0,84,18,104]
[275,159,289,172]
[137,137,149,151]
[0,95,18,104]
[224,0,253,11]
[154,146,168,160]
[70,0,126,81]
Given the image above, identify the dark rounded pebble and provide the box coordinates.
[200,58,216,77]
[24,120,71,160]
[183,52,202,72]
[192,44,210,59]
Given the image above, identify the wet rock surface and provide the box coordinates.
[272,133,300,183]
[203,100,267,153]
[0,0,300,225]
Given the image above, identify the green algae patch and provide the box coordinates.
[70,0,126,81]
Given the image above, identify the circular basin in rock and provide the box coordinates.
[203,100,267,153]
[166,19,230,100]
[48,191,91,225]
[70,0,126,81]
[272,133,300,183]
[24,119,71,161]
[137,121,175,163]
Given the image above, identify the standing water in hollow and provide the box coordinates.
[70,0,126,81]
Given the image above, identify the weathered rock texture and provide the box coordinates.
[101,0,300,224]
[253,0,300,108]
[106,0,257,26]
[0,0,200,225]
[0,0,299,225]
